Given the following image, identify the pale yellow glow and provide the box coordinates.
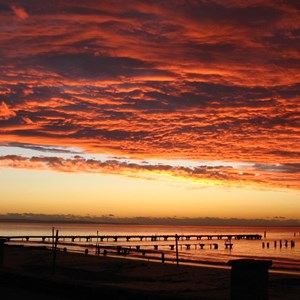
[0,168,299,219]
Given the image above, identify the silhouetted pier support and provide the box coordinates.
[263,240,295,248]
[0,239,6,267]
[225,243,233,249]
[228,259,272,300]
[175,234,179,266]
[52,229,59,275]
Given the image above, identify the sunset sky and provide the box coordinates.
[0,1,299,223]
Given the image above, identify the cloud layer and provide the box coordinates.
[0,155,299,190]
[1,212,299,226]
[0,1,299,189]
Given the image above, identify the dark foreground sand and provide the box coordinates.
[0,245,299,300]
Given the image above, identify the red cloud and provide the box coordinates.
[0,101,16,120]
[0,1,299,191]
[11,5,29,20]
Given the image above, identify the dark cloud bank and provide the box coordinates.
[1,213,299,226]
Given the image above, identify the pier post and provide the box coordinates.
[52,227,55,250]
[0,239,6,267]
[228,259,272,300]
[52,230,59,275]
[96,246,100,255]
[175,234,179,266]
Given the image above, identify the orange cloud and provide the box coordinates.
[0,155,299,190]
[10,5,28,20]
[0,1,299,190]
[0,101,16,120]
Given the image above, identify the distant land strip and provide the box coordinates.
[0,214,299,226]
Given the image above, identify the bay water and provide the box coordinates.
[1,222,299,273]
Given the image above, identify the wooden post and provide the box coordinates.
[52,227,55,251]
[175,234,179,266]
[52,229,59,274]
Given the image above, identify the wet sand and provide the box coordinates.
[0,245,299,299]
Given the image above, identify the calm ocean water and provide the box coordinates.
[1,222,299,272]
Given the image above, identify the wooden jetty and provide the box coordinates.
[0,233,262,243]
[93,242,226,257]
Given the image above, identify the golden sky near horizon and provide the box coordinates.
[0,1,299,220]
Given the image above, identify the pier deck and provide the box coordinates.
[0,233,262,243]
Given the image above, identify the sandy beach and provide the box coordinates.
[0,245,300,300]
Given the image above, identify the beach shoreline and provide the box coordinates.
[1,244,300,299]
[6,241,300,276]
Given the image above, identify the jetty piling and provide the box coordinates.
[262,240,295,249]
[175,234,179,267]
[52,229,59,275]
